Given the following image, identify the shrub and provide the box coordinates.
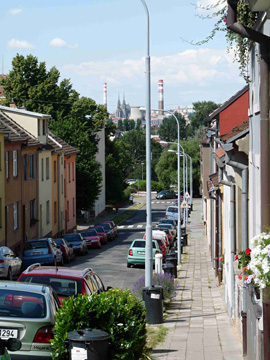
[51,289,147,360]
[123,187,131,200]
[132,273,176,302]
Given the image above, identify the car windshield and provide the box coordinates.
[63,235,81,242]
[159,224,171,229]
[94,227,104,232]
[0,289,46,318]
[81,230,96,237]
[55,239,64,245]
[19,275,82,298]
[24,241,49,250]
[100,224,110,230]
[167,207,178,213]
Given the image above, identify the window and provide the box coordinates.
[30,199,36,224]
[5,152,8,179]
[41,158,44,181]
[13,202,18,230]
[61,175,64,195]
[0,198,2,228]
[72,162,75,181]
[42,120,46,135]
[64,160,66,169]
[46,158,49,180]
[54,201,57,224]
[13,150,18,177]
[54,160,56,183]
[29,154,35,179]
[46,200,50,224]
[23,154,28,181]
[38,119,41,136]
[68,163,71,182]
[73,197,75,217]
[67,201,69,221]
[64,179,66,197]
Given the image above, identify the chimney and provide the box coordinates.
[158,80,164,115]
[103,83,107,109]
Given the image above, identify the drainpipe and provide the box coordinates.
[218,166,223,285]
[224,147,248,356]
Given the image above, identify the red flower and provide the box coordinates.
[244,276,248,281]
[245,248,251,255]
[235,255,238,260]
[243,266,248,271]
[238,275,243,280]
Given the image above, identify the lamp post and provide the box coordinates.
[152,110,181,265]
[141,162,144,181]
[140,0,152,288]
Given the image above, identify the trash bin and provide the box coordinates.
[143,286,163,324]
[67,328,110,360]
[163,262,174,277]
[181,234,188,246]
[165,255,177,278]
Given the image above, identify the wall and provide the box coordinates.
[0,133,4,243]
[94,128,106,217]
[65,154,76,233]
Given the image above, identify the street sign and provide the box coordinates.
[185,192,190,198]
[180,200,189,209]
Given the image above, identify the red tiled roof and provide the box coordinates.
[215,147,225,158]
[48,131,80,156]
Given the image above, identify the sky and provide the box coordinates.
[0,0,245,113]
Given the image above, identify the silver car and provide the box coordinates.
[0,247,22,280]
[0,281,60,359]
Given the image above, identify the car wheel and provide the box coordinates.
[7,267,12,281]
[127,262,131,268]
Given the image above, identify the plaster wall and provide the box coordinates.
[0,134,4,243]
[94,128,106,216]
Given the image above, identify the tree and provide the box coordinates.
[105,122,132,203]
[123,118,130,131]
[118,119,123,131]
[130,119,135,130]
[185,101,220,139]
[158,113,187,142]
[155,151,177,189]
[136,118,142,130]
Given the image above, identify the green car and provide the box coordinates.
[0,282,60,360]
[127,239,161,268]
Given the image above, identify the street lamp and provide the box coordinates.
[141,162,144,181]
[152,110,181,265]
[140,0,152,288]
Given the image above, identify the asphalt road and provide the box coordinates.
[68,195,176,290]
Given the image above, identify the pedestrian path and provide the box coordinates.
[152,198,243,360]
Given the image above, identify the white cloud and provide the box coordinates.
[49,38,79,49]
[9,8,22,15]
[8,39,34,49]
[64,48,237,85]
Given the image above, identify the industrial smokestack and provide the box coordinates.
[103,83,107,109]
[158,79,164,115]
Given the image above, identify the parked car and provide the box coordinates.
[157,223,176,239]
[91,226,108,244]
[125,179,137,186]
[102,221,118,238]
[97,223,114,241]
[156,190,177,200]
[127,239,161,268]
[0,247,22,280]
[62,233,88,255]
[80,229,101,249]
[165,205,183,223]
[144,230,170,249]
[22,239,63,269]
[0,281,60,359]
[159,218,177,230]
[155,238,167,260]
[54,238,74,264]
[17,264,109,305]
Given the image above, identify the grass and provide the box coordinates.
[113,202,145,225]
[141,325,168,359]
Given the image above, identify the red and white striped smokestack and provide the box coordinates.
[158,79,164,115]
[103,83,107,109]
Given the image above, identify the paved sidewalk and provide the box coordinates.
[152,198,243,360]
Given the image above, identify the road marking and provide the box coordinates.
[118,226,124,229]
[137,225,143,228]
[127,225,134,228]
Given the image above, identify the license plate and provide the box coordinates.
[0,329,18,339]
[31,252,42,256]
[138,251,145,255]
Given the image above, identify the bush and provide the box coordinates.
[51,289,147,360]
[132,273,176,302]
[123,187,131,200]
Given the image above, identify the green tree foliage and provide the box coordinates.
[117,119,123,131]
[186,101,220,139]
[105,122,132,203]
[155,151,177,189]
[130,119,135,130]
[136,118,142,130]
[123,118,130,131]
[2,54,106,210]
[158,113,187,142]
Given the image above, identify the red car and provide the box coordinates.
[102,221,118,238]
[17,264,108,305]
[92,226,108,244]
[80,229,101,248]
[154,238,167,260]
